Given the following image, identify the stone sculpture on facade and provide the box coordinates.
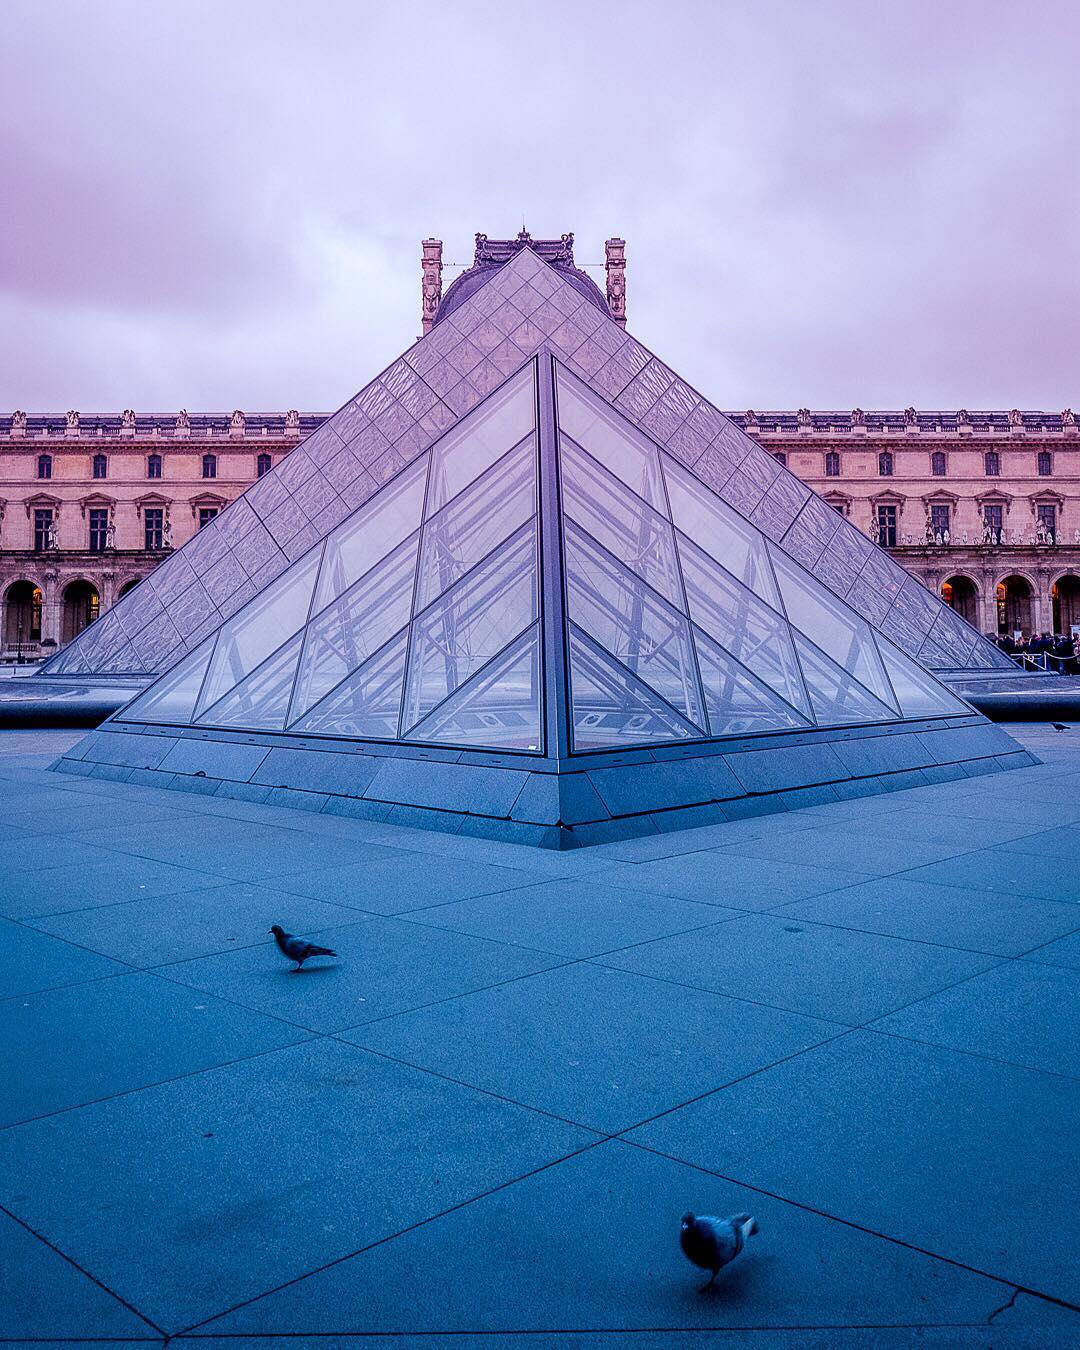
[285,409,300,433]
[420,238,443,336]
[604,237,627,328]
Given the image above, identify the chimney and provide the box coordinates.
[605,237,626,327]
[420,238,443,336]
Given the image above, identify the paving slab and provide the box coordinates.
[630,1031,1080,1304]
[271,850,538,914]
[346,962,840,1134]
[164,914,563,1033]
[780,877,1080,957]
[0,1038,591,1333]
[405,878,736,959]
[871,961,1080,1078]
[0,1207,156,1339]
[0,853,229,920]
[0,970,307,1126]
[714,826,977,875]
[900,845,1080,904]
[608,852,868,911]
[25,883,372,967]
[0,915,128,997]
[1023,928,1080,970]
[201,1139,1016,1338]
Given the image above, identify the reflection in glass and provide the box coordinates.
[402,520,538,732]
[291,630,408,739]
[568,624,697,749]
[692,625,810,736]
[555,367,667,512]
[792,634,896,725]
[877,638,970,717]
[426,365,535,514]
[116,637,214,725]
[408,624,542,750]
[564,521,705,730]
[415,439,534,611]
[561,437,683,607]
[198,632,303,731]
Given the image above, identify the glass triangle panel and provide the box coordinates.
[769,545,898,712]
[692,625,811,736]
[568,624,698,750]
[555,366,668,513]
[677,532,811,718]
[408,625,543,751]
[426,364,535,516]
[314,455,426,613]
[197,632,304,731]
[415,439,535,610]
[564,521,706,730]
[402,519,538,732]
[663,455,781,608]
[560,436,683,607]
[793,633,897,726]
[290,533,419,723]
[877,637,973,717]
[290,630,408,739]
[114,636,214,725]
[196,548,322,718]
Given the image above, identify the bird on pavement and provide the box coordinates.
[680,1212,759,1290]
[269,925,338,970]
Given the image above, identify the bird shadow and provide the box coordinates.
[695,1259,760,1301]
[285,963,340,976]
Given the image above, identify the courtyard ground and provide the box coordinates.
[1,724,1078,1347]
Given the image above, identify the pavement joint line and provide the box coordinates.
[0,1201,166,1337]
[619,1140,1080,1317]
[173,1139,612,1338]
[858,1023,1080,1085]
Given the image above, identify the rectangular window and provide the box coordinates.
[147,455,162,479]
[983,504,1004,542]
[89,508,109,552]
[144,508,164,550]
[33,508,54,551]
[1037,504,1057,540]
[876,504,898,547]
[198,507,219,530]
[930,504,950,537]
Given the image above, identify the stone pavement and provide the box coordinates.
[1,724,1078,1346]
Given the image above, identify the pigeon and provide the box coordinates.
[269,925,338,970]
[1053,723,1068,731]
[680,1212,759,1290]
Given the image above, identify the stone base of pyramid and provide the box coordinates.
[53,715,1035,849]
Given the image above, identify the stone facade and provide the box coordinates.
[4,403,1077,661]
[0,411,318,659]
[741,409,1080,642]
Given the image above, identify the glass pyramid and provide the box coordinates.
[116,356,971,755]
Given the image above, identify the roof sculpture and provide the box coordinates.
[55,246,1031,845]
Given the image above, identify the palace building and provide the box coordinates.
[2,235,1076,660]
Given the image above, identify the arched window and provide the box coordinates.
[985,451,1000,476]
[256,452,272,478]
[931,451,946,476]
[147,453,162,479]
[824,451,841,477]
[37,454,52,480]
[878,451,893,477]
[92,453,108,480]
[1037,451,1052,476]
[202,453,217,479]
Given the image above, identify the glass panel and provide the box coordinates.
[692,625,810,736]
[408,625,543,751]
[568,624,697,750]
[290,533,418,723]
[402,520,538,732]
[290,630,408,739]
[664,456,780,607]
[677,533,811,717]
[564,521,706,730]
[196,549,321,717]
[415,439,534,610]
[554,366,667,512]
[877,637,972,717]
[426,364,535,515]
[115,637,214,725]
[198,632,303,731]
[792,634,896,726]
[769,546,898,710]
[314,456,426,613]
[561,438,683,607]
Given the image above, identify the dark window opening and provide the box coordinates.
[824,451,841,477]
[256,453,272,478]
[878,451,893,477]
[37,454,52,480]
[1037,451,1053,476]
[202,454,217,479]
[877,504,898,547]
[144,508,164,550]
[930,504,950,538]
[33,508,54,551]
[89,508,109,552]
[931,451,946,476]
[147,454,162,479]
[198,506,219,530]
[92,453,108,480]
[985,451,1000,476]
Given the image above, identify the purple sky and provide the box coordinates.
[2,0,1077,413]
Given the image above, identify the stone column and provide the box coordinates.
[605,238,627,327]
[420,238,443,336]
[40,569,61,651]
